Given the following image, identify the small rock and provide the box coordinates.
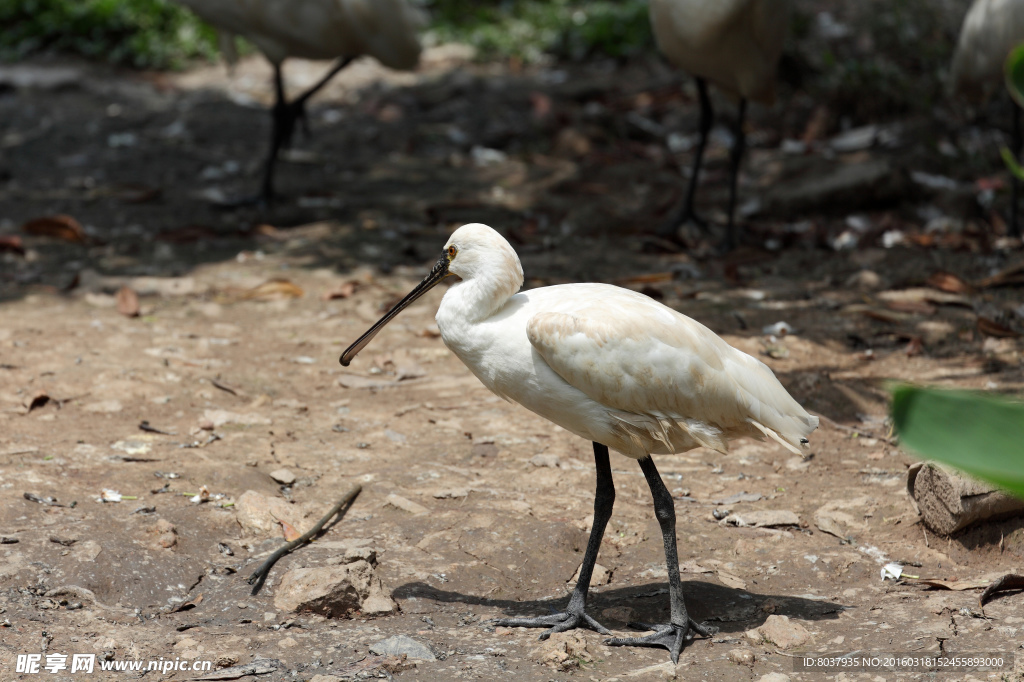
[153,518,177,549]
[728,648,755,665]
[343,546,377,564]
[756,615,810,650]
[530,454,560,468]
[277,637,298,649]
[757,674,791,682]
[236,490,318,536]
[530,631,590,671]
[273,562,397,618]
[384,493,430,515]
[568,562,610,586]
[845,269,884,290]
[269,469,296,486]
[369,635,435,661]
[309,676,343,682]
[432,488,468,499]
[215,654,239,668]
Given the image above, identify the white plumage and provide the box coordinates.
[649,0,792,248]
[950,0,1024,103]
[340,223,818,661]
[174,0,424,202]
[431,224,817,458]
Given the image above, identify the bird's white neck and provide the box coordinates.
[438,272,518,329]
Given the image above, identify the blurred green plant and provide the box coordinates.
[0,0,219,69]
[891,385,1024,499]
[425,0,652,62]
[1001,43,1024,180]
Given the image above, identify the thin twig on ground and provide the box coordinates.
[246,484,362,596]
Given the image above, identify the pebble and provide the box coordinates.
[369,635,436,661]
[755,615,811,649]
[269,469,296,485]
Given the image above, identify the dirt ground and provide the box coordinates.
[2,40,1024,682]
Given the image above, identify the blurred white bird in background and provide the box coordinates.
[175,0,424,204]
[341,223,818,661]
[950,0,1024,236]
[649,0,792,249]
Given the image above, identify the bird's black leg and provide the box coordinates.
[490,442,615,639]
[239,57,353,206]
[725,97,748,251]
[1011,96,1021,238]
[658,77,713,239]
[605,455,717,663]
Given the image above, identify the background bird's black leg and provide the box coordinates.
[289,56,354,139]
[490,442,615,639]
[1011,96,1021,238]
[606,455,717,663]
[725,97,748,251]
[257,62,289,204]
[658,77,713,239]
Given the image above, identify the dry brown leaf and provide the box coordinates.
[279,519,302,542]
[237,279,304,302]
[977,317,1022,338]
[910,577,990,591]
[21,214,87,243]
[885,300,936,315]
[977,262,1024,289]
[116,286,140,317]
[0,235,25,255]
[904,336,924,356]
[927,271,975,295]
[109,183,161,204]
[171,593,204,612]
[251,223,286,240]
[322,281,359,300]
[980,574,1024,610]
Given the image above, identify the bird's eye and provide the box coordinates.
[447,245,457,259]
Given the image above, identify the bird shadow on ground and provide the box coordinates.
[394,580,846,634]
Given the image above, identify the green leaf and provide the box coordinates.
[1006,42,1024,109]
[1000,146,1024,181]
[891,385,1024,499]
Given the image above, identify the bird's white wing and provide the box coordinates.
[526,294,817,453]
[951,0,1024,101]
[337,0,425,70]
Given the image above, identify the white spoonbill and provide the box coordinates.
[650,0,792,249]
[950,0,1024,237]
[175,0,424,203]
[341,223,818,661]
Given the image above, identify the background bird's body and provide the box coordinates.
[949,0,1024,237]
[950,0,1024,103]
[650,0,791,247]
[650,0,789,105]
[177,0,422,69]
[438,282,817,459]
[174,0,423,202]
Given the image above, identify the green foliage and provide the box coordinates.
[891,385,1024,499]
[425,0,652,62]
[0,0,219,69]
[1005,42,1024,108]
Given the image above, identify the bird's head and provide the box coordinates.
[339,223,522,366]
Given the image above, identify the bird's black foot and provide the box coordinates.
[605,619,717,663]
[490,610,611,640]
